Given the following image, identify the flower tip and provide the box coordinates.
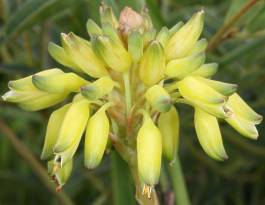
[198,9,205,15]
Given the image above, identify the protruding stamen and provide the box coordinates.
[142,184,153,199]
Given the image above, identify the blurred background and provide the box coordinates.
[0,0,265,205]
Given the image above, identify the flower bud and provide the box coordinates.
[8,68,63,91]
[137,111,162,189]
[86,19,102,37]
[225,93,262,139]
[48,43,81,72]
[228,93,262,123]
[194,107,228,161]
[165,10,204,60]
[145,85,171,112]
[61,32,108,78]
[156,27,169,48]
[54,159,73,189]
[81,76,116,100]
[2,90,67,111]
[195,76,237,96]
[100,2,119,28]
[55,136,80,167]
[143,29,156,48]
[178,76,227,104]
[84,103,112,169]
[165,52,205,79]
[92,35,131,72]
[102,23,123,44]
[169,22,184,37]
[54,99,90,153]
[119,6,144,34]
[139,41,165,86]
[128,31,143,63]
[187,38,208,55]
[191,100,232,119]
[190,63,218,78]
[41,104,70,160]
[141,7,153,31]
[158,107,179,162]
[32,72,87,93]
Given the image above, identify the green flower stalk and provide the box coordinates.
[2,4,263,203]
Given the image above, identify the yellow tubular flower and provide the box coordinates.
[187,38,208,55]
[3,69,68,111]
[145,85,171,112]
[32,72,88,93]
[165,10,204,60]
[128,31,144,63]
[48,159,73,190]
[137,111,162,195]
[178,76,227,104]
[2,5,263,196]
[190,63,218,78]
[86,19,102,37]
[194,107,228,161]
[139,41,165,86]
[100,3,119,28]
[48,43,82,73]
[41,103,71,160]
[84,103,112,169]
[61,32,108,78]
[156,27,169,48]
[81,76,116,100]
[225,93,262,139]
[54,98,90,153]
[158,106,180,162]
[165,52,205,79]
[92,35,132,72]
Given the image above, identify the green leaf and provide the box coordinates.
[225,0,264,27]
[1,0,83,45]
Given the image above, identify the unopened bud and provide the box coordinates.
[190,63,218,78]
[61,32,108,78]
[119,7,143,34]
[100,2,119,28]
[165,10,204,60]
[158,107,179,162]
[194,107,228,161]
[178,76,227,104]
[187,38,208,55]
[41,104,70,160]
[139,41,165,86]
[32,72,87,93]
[156,27,169,48]
[81,76,116,100]
[137,110,162,187]
[128,31,143,63]
[86,19,102,37]
[48,43,81,72]
[54,99,90,153]
[195,76,237,96]
[145,85,171,112]
[92,35,131,72]
[166,52,205,79]
[85,103,112,169]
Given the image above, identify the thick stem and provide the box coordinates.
[123,71,132,117]
[169,156,191,205]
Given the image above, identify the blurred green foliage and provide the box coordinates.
[0,0,265,205]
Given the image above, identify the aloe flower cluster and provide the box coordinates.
[2,4,262,199]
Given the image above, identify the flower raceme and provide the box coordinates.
[2,4,263,199]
